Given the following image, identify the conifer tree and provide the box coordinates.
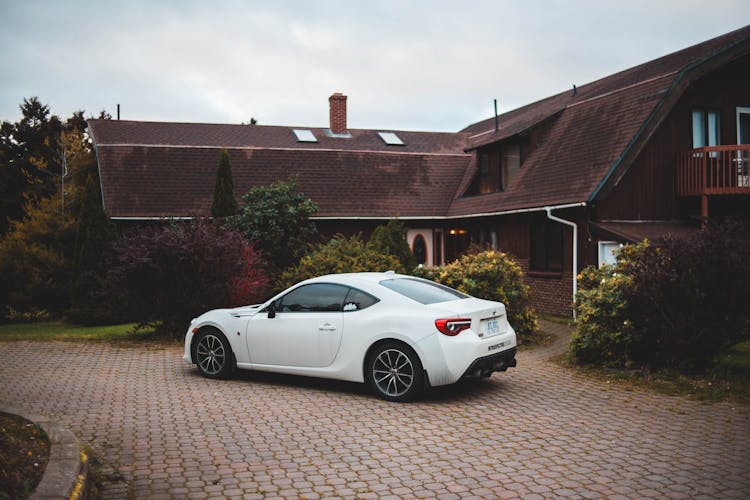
[211,149,238,217]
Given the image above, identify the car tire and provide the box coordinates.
[366,342,424,402]
[194,328,234,379]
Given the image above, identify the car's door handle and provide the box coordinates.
[318,324,337,332]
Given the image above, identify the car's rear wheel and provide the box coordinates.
[366,342,423,402]
[194,329,233,379]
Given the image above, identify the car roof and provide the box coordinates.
[303,271,412,287]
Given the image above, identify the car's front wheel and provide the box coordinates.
[194,329,233,379]
[366,342,424,402]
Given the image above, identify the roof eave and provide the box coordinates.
[463,108,565,152]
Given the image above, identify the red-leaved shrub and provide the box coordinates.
[106,220,268,336]
[229,246,271,306]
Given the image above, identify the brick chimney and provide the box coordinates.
[329,93,347,134]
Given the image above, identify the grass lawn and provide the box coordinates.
[0,321,174,345]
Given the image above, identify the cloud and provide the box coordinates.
[1,0,749,131]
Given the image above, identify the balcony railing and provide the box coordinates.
[677,145,750,196]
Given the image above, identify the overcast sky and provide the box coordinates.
[1,1,748,132]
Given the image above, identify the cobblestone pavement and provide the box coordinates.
[1,320,748,499]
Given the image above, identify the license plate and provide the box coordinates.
[482,317,500,337]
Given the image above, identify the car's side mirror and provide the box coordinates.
[266,302,276,319]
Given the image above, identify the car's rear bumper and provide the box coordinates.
[461,347,517,378]
[416,325,517,386]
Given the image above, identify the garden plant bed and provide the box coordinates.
[0,411,49,499]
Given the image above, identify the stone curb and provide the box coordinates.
[0,404,89,500]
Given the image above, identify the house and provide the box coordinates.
[89,25,750,316]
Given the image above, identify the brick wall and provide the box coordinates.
[329,93,347,134]
[517,258,574,317]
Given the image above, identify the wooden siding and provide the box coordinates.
[595,52,750,221]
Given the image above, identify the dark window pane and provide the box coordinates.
[380,278,468,304]
[530,224,546,270]
[277,283,348,312]
[547,224,563,271]
[434,232,442,265]
[412,234,427,265]
[530,221,563,272]
[343,288,379,312]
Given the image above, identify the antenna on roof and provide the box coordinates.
[117,104,120,120]
[572,84,577,96]
[494,99,499,132]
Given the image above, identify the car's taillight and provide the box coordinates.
[435,318,472,336]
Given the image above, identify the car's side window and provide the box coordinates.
[276,283,349,312]
[343,287,379,312]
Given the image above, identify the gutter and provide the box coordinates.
[311,202,587,221]
[110,203,587,222]
[110,216,199,221]
[94,142,470,158]
[545,208,578,319]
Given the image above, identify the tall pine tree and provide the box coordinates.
[211,149,238,218]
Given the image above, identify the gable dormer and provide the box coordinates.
[464,141,521,196]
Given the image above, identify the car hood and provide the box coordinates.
[192,303,263,323]
[226,304,263,317]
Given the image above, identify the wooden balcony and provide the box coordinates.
[677,145,750,196]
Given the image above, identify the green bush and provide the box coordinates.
[569,258,638,366]
[278,234,403,290]
[571,221,750,371]
[414,249,539,342]
[368,219,416,271]
[4,306,52,324]
[225,178,318,279]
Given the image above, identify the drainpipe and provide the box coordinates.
[545,208,578,320]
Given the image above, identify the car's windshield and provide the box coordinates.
[379,278,469,304]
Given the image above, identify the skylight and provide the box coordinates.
[293,129,318,143]
[378,132,404,146]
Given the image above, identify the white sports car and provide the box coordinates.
[183,272,517,401]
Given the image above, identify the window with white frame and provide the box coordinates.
[598,241,621,267]
[691,109,720,148]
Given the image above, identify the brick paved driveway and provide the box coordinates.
[1,321,748,499]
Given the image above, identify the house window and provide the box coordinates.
[475,152,501,193]
[412,234,427,265]
[433,230,443,266]
[466,143,521,196]
[597,241,621,267]
[530,220,563,272]
[501,144,521,189]
[691,109,720,148]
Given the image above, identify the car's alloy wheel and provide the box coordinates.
[195,330,233,379]
[367,342,423,402]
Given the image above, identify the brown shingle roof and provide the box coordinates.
[92,140,470,219]
[448,24,750,216]
[91,25,750,221]
[89,120,469,155]
[448,73,675,216]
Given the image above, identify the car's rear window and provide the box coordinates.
[379,278,469,304]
